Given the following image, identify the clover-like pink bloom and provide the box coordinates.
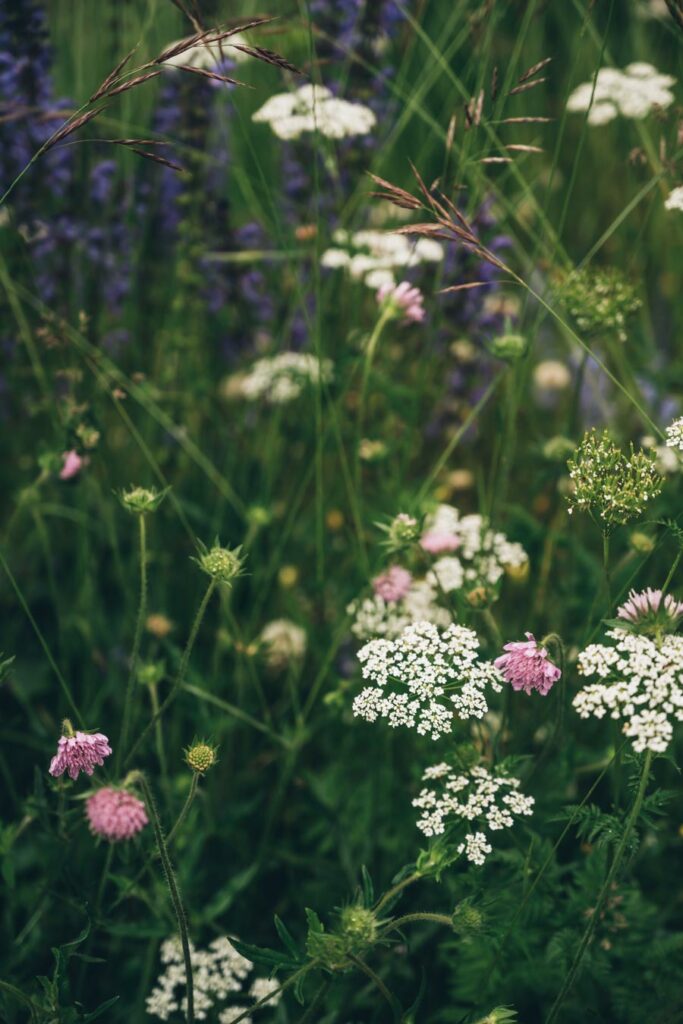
[372,565,413,603]
[377,280,426,323]
[86,787,148,841]
[617,588,683,626]
[59,449,87,480]
[494,633,561,696]
[420,530,461,555]
[49,730,112,780]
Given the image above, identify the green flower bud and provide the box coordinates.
[339,906,377,946]
[120,485,169,515]
[195,542,244,584]
[451,898,485,936]
[629,530,655,554]
[488,332,528,362]
[136,661,166,687]
[184,741,219,775]
[542,436,577,463]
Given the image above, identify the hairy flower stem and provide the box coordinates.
[381,912,453,932]
[546,749,653,1024]
[165,772,199,847]
[117,514,147,772]
[132,771,194,1024]
[602,531,612,611]
[355,306,392,490]
[346,954,401,1021]
[125,579,217,766]
[373,872,422,915]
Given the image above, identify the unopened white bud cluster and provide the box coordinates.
[412,763,534,864]
[146,936,280,1022]
[353,621,503,740]
[574,628,683,753]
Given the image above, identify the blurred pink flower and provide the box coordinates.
[49,730,112,780]
[372,565,413,602]
[377,280,426,323]
[86,787,148,841]
[617,587,683,626]
[420,530,461,554]
[59,449,87,480]
[495,633,561,696]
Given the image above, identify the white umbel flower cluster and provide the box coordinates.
[252,84,376,140]
[567,62,676,125]
[162,35,249,69]
[423,504,529,589]
[146,936,281,1022]
[412,763,534,864]
[574,628,683,753]
[665,186,683,213]
[665,416,683,452]
[234,353,333,404]
[347,579,450,641]
[353,621,504,740]
[321,228,443,290]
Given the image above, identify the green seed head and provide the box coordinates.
[185,741,218,775]
[488,332,528,362]
[197,543,244,584]
[339,906,377,945]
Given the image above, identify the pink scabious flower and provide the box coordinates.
[86,787,148,841]
[49,726,112,781]
[59,449,87,480]
[494,633,561,696]
[420,530,461,555]
[377,280,426,323]
[372,565,413,603]
[617,587,683,631]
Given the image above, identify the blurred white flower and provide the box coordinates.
[665,186,683,212]
[259,619,306,669]
[321,227,443,288]
[229,353,333,404]
[253,84,376,140]
[567,62,676,124]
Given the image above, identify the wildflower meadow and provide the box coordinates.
[3,1,683,1021]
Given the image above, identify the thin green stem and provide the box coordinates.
[381,912,453,932]
[166,773,199,847]
[661,548,683,598]
[132,772,194,1024]
[117,514,148,772]
[373,871,422,915]
[148,681,169,781]
[226,961,321,1024]
[0,548,83,724]
[346,954,401,1021]
[125,579,217,766]
[355,306,392,488]
[602,532,612,612]
[546,749,653,1024]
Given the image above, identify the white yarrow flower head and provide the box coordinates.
[352,621,504,740]
[412,762,534,865]
[252,83,376,140]
[320,227,443,289]
[231,352,333,404]
[574,627,683,753]
[665,185,683,212]
[567,62,676,124]
[146,936,281,1022]
[665,416,683,451]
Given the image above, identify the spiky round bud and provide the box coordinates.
[120,485,168,515]
[136,661,166,687]
[185,742,218,775]
[488,332,528,362]
[196,543,243,584]
[543,436,577,463]
[451,899,485,936]
[339,906,377,946]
